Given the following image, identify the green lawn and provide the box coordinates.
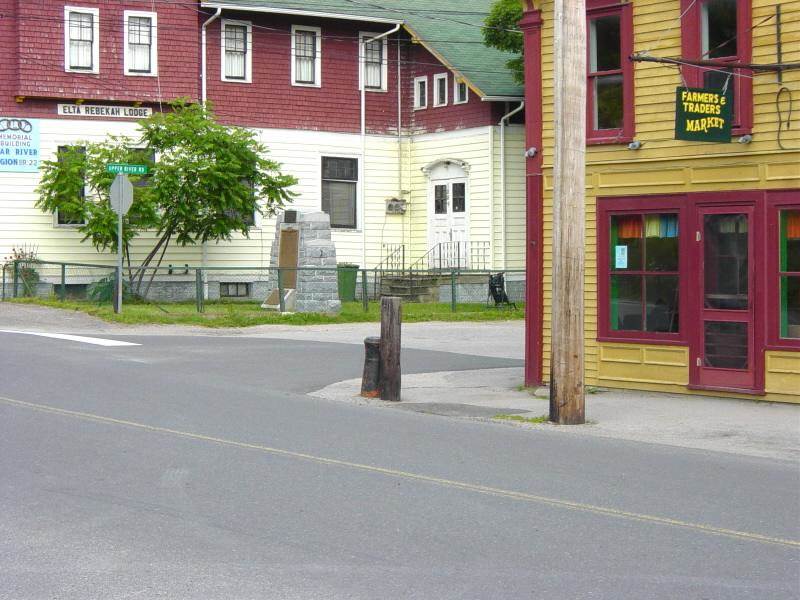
[10,297,524,327]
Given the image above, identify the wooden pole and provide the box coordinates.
[550,0,586,424]
[380,296,401,401]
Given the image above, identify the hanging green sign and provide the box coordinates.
[675,87,733,143]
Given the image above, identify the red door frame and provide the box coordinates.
[689,200,763,393]
[520,4,544,386]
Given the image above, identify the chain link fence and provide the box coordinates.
[2,259,526,313]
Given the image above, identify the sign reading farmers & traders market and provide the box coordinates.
[675,87,733,143]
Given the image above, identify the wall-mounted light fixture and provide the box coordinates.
[738,134,753,144]
[627,140,643,150]
[524,147,538,158]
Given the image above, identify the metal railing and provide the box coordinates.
[409,240,491,272]
[1,259,525,313]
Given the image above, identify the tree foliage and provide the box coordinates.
[36,100,297,297]
[483,0,525,84]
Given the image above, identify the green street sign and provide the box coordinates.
[675,87,733,143]
[106,163,149,175]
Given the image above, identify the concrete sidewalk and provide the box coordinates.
[311,367,800,462]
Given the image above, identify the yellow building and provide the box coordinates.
[521,0,800,402]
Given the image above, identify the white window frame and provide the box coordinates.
[64,6,100,74]
[124,10,158,76]
[291,25,322,88]
[433,73,448,107]
[453,78,469,105]
[359,32,388,92]
[221,19,252,83]
[413,76,428,110]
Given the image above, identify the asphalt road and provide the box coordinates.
[0,330,798,599]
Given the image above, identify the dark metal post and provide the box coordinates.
[380,296,401,401]
[451,270,457,312]
[361,269,369,312]
[60,263,66,301]
[360,336,381,397]
[278,267,285,313]
[12,260,19,298]
[195,268,204,313]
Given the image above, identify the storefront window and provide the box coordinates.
[609,213,680,333]
[779,209,800,339]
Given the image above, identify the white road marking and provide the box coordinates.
[0,330,140,347]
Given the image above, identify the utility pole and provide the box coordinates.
[550,0,586,424]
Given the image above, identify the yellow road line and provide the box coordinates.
[2,395,798,549]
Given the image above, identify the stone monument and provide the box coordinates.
[262,210,341,314]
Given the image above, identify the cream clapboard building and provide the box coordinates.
[0,0,527,299]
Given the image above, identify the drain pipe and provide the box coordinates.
[200,8,222,297]
[499,101,524,269]
[201,8,222,106]
[361,23,401,268]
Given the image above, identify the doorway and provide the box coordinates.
[690,204,759,391]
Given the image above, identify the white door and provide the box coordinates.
[430,178,468,268]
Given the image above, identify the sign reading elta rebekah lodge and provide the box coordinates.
[675,87,733,143]
[57,104,153,119]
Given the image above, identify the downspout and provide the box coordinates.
[499,101,525,270]
[201,8,222,292]
[201,8,222,106]
[361,23,401,268]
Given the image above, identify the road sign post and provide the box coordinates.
[109,172,134,314]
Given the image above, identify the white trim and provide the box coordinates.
[453,78,469,105]
[359,32,388,92]
[124,10,158,77]
[433,73,448,107]
[221,19,252,83]
[413,76,428,110]
[481,95,524,102]
[201,2,402,25]
[64,6,100,74]
[291,25,322,88]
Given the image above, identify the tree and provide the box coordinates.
[483,0,525,84]
[37,100,297,298]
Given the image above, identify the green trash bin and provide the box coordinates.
[337,263,359,302]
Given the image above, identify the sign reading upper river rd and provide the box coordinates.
[107,163,149,176]
[675,87,733,143]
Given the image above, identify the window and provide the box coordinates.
[433,73,448,107]
[292,26,321,87]
[599,205,684,341]
[224,180,257,227]
[586,1,633,143]
[55,145,87,226]
[681,0,752,133]
[777,208,800,342]
[360,32,388,91]
[64,6,99,73]
[454,79,469,105]
[124,11,157,76]
[222,20,251,82]
[321,157,358,229]
[220,282,250,298]
[413,76,427,110]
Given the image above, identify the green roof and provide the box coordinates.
[201,1,523,98]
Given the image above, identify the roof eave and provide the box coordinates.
[200,2,404,25]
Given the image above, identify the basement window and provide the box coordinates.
[220,282,250,298]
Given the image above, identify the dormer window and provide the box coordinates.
[454,79,469,104]
[64,6,99,73]
[433,73,448,107]
[414,76,428,110]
